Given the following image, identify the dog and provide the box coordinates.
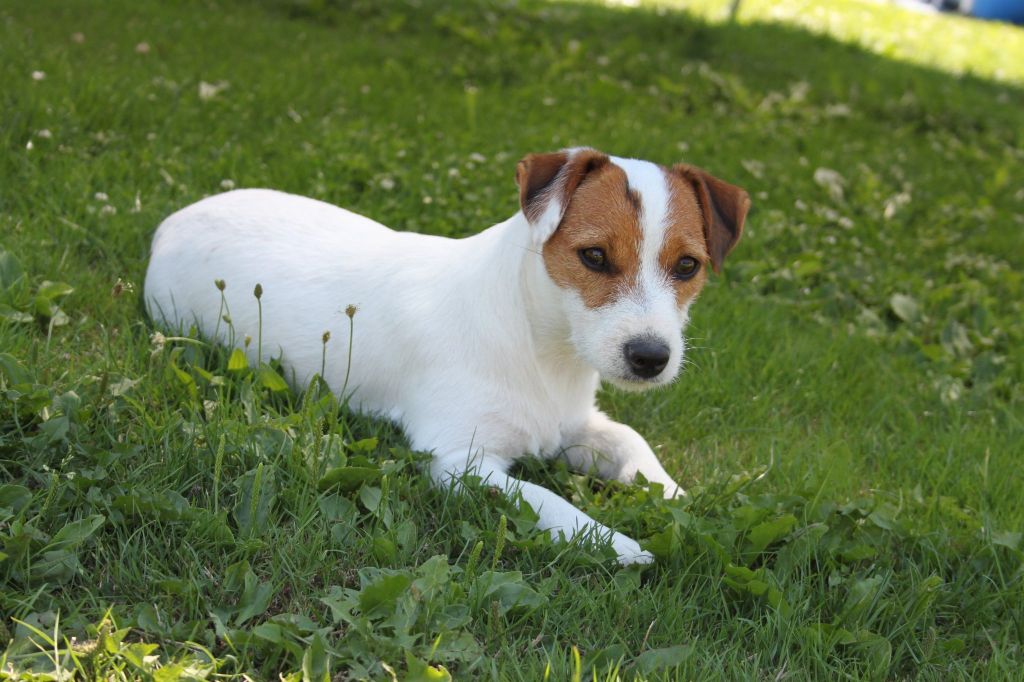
[144,148,749,565]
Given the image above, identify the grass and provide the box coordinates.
[1,0,1022,678]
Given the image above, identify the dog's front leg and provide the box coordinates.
[560,411,686,499]
[430,450,654,565]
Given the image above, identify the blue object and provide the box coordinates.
[969,0,1024,23]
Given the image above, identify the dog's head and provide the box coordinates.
[516,147,749,390]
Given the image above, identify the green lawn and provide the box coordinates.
[2,0,1022,678]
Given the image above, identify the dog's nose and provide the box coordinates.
[624,339,670,378]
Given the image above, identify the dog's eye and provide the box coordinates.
[673,256,700,280]
[579,247,608,272]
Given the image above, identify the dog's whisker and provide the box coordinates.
[516,244,544,257]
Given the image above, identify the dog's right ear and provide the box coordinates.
[516,148,609,246]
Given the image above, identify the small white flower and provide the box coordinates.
[26,140,33,150]
[72,32,85,43]
[741,159,765,179]
[542,96,556,106]
[135,42,150,54]
[883,191,912,220]
[198,80,229,101]
[447,167,459,178]
[220,179,236,190]
[37,129,52,139]
[94,192,108,201]
[100,205,117,215]
[469,152,486,164]
[813,167,846,203]
[32,70,46,81]
[789,81,810,102]
[379,177,395,190]
[422,196,433,204]
[825,103,852,118]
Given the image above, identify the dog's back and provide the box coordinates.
[144,188,457,409]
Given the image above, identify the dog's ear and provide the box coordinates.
[673,164,750,273]
[516,148,609,245]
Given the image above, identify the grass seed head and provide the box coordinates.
[149,332,166,358]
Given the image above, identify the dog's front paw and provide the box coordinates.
[612,533,654,565]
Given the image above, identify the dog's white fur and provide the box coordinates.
[145,149,746,564]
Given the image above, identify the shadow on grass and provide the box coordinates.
[266,0,1023,130]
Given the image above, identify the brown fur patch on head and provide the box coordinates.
[662,170,713,306]
[542,163,643,309]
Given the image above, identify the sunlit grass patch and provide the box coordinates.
[621,0,1024,84]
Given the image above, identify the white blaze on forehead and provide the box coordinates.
[609,156,673,303]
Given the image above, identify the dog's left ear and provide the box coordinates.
[516,148,609,245]
[673,164,750,273]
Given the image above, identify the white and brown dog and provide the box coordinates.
[144,148,749,564]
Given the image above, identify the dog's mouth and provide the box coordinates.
[604,371,676,392]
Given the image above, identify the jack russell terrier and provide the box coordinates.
[144,148,749,565]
